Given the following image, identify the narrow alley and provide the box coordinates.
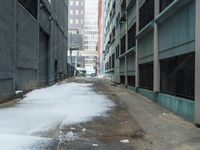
[0,78,199,150]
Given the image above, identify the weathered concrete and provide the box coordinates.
[0,0,68,102]
[195,0,200,125]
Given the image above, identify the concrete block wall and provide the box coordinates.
[0,0,68,102]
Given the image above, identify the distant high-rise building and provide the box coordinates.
[84,0,98,51]
[68,0,85,51]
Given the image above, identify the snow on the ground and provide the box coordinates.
[0,82,114,150]
[120,139,130,144]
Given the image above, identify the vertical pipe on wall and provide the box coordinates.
[195,0,200,125]
[135,0,139,88]
[36,0,40,86]
[153,0,160,92]
[13,0,17,92]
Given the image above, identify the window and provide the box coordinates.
[111,27,115,42]
[160,53,194,100]
[70,10,73,15]
[75,10,79,15]
[70,1,73,6]
[120,35,126,55]
[139,62,153,90]
[70,19,73,24]
[116,45,120,59]
[112,53,115,69]
[121,0,126,13]
[128,23,136,50]
[19,0,38,19]
[160,0,175,12]
[128,76,135,86]
[120,76,125,84]
[76,1,79,6]
[109,56,112,69]
[139,0,154,30]
[75,19,79,24]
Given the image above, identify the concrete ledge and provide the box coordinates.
[155,0,193,25]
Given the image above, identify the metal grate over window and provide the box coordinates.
[139,62,153,90]
[116,45,120,59]
[128,23,136,50]
[112,53,115,69]
[160,0,175,12]
[128,76,135,87]
[120,35,126,55]
[19,0,38,19]
[160,53,194,100]
[139,0,154,30]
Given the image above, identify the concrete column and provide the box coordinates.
[36,0,40,86]
[125,16,128,86]
[153,0,160,92]
[135,0,139,88]
[195,0,200,125]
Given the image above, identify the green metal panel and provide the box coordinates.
[129,88,195,122]
[158,93,194,122]
[159,1,195,59]
[138,31,154,64]
[128,86,137,92]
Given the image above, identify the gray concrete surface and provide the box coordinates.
[1,78,200,150]
[52,78,200,150]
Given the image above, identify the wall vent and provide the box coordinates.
[19,0,38,19]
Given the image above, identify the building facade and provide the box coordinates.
[101,0,200,124]
[0,0,68,102]
[84,0,98,75]
[68,0,85,51]
[97,0,102,75]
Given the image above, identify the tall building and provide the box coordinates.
[84,0,98,75]
[101,0,200,124]
[0,0,68,102]
[68,0,85,51]
[84,0,98,51]
[97,0,102,75]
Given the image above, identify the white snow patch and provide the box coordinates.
[120,139,130,143]
[92,144,99,147]
[15,90,23,95]
[0,135,52,150]
[65,131,79,141]
[0,82,114,150]
[82,128,86,132]
[71,127,76,130]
